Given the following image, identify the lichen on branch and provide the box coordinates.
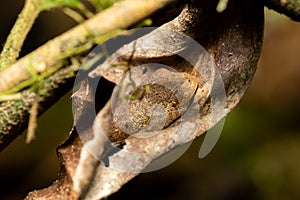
[0,0,176,150]
[0,0,176,94]
[0,0,88,71]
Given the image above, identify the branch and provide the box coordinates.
[0,0,86,70]
[0,0,175,93]
[0,0,176,151]
[0,0,40,69]
[0,65,78,151]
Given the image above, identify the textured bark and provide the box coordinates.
[0,0,176,151]
[0,65,77,151]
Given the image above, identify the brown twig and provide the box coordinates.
[26,91,40,144]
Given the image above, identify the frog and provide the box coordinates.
[109,67,199,145]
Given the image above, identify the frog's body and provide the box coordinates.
[109,68,199,145]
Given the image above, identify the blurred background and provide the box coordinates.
[1,1,300,199]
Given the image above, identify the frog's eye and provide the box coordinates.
[128,85,148,100]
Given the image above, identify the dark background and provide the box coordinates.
[1,1,300,199]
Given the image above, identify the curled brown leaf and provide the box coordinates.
[26,0,264,199]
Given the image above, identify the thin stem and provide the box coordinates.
[0,0,41,70]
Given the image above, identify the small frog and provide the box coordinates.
[126,83,179,130]
[110,68,199,145]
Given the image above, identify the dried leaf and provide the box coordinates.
[26,0,264,199]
